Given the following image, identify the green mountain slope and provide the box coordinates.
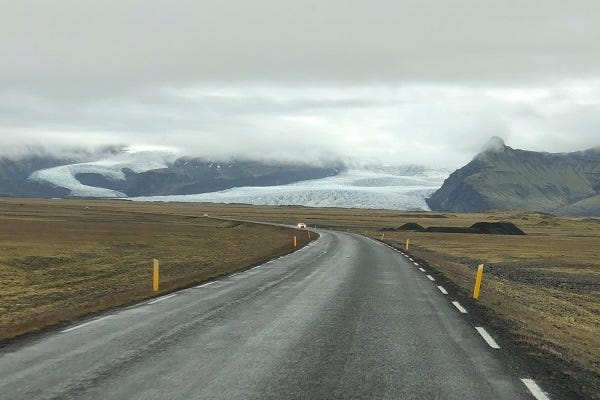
[427,138,600,216]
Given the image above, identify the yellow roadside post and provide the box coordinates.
[153,259,159,292]
[473,264,484,299]
[307,230,311,240]
[405,238,410,251]
[381,233,385,241]
[293,236,297,248]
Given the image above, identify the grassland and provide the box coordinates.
[1,199,597,398]
[166,203,599,399]
[0,198,311,341]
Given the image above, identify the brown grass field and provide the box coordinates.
[172,202,599,399]
[0,198,312,341]
[1,199,598,398]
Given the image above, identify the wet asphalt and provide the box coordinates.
[0,230,533,399]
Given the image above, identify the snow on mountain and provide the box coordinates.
[29,150,173,197]
[130,167,450,210]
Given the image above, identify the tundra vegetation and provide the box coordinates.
[0,198,311,341]
[1,199,597,398]
[183,202,599,399]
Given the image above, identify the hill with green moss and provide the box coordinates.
[427,138,600,216]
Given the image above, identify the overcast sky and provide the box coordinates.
[1,0,599,166]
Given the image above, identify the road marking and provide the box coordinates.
[452,301,467,313]
[196,282,215,288]
[230,273,241,277]
[521,379,550,400]
[437,285,448,294]
[409,257,414,261]
[147,294,177,305]
[475,327,500,349]
[426,275,435,281]
[413,262,419,266]
[61,315,112,333]
[419,267,426,272]
[250,265,261,270]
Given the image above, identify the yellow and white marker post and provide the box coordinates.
[473,264,484,299]
[153,259,159,292]
[405,238,410,251]
[293,236,297,248]
[307,230,311,240]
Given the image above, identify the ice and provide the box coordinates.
[130,167,449,210]
[29,151,171,197]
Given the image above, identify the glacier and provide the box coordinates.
[28,150,173,197]
[130,167,449,210]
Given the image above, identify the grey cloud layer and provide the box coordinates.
[2,0,600,95]
[1,1,599,165]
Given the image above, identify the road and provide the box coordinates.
[0,230,537,399]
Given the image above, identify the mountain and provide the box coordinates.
[0,154,72,198]
[0,149,343,198]
[427,137,600,216]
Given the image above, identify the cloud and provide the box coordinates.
[1,1,599,166]
[2,1,600,96]
[1,82,599,166]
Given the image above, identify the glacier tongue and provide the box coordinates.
[130,168,449,210]
[28,151,171,197]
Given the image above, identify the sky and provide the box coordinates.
[1,0,599,167]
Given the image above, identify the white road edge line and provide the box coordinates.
[419,267,426,272]
[426,275,435,281]
[413,262,419,266]
[196,282,215,288]
[61,315,113,333]
[452,301,468,313]
[147,294,177,305]
[250,265,261,270]
[437,285,448,294]
[520,378,550,400]
[475,327,501,349]
[409,258,414,261]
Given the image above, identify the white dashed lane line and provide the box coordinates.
[520,379,551,400]
[418,267,426,272]
[147,294,177,305]
[475,327,501,349]
[61,315,113,333]
[437,286,448,294]
[426,275,435,281]
[195,282,215,288]
[413,262,419,266]
[452,301,468,314]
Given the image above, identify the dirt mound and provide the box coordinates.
[396,223,426,232]
[387,221,525,235]
[470,221,526,235]
[425,226,474,233]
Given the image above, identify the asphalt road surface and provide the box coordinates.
[0,230,537,399]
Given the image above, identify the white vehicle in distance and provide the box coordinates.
[296,222,307,229]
